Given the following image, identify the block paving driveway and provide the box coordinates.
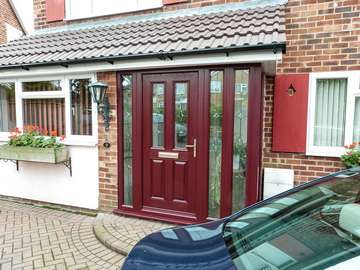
[0,200,126,270]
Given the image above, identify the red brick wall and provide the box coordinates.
[264,0,360,185]
[97,72,119,211]
[0,0,23,43]
[33,0,246,30]
[278,0,360,73]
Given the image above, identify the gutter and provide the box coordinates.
[0,43,286,70]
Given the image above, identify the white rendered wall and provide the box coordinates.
[5,23,23,42]
[0,145,99,209]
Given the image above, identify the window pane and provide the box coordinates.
[232,70,249,213]
[314,79,347,147]
[23,98,65,135]
[122,75,133,206]
[70,79,92,135]
[152,83,165,147]
[22,81,62,92]
[0,83,16,132]
[175,82,188,148]
[209,71,223,218]
[354,97,360,143]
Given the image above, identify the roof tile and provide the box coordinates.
[0,4,285,68]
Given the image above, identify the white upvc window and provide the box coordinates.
[307,71,360,157]
[65,0,163,20]
[0,74,98,146]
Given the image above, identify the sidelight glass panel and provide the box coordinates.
[23,98,66,135]
[70,79,92,135]
[314,79,347,147]
[232,70,249,213]
[152,83,165,147]
[208,71,223,218]
[0,82,16,132]
[354,97,360,143]
[175,82,188,148]
[22,80,62,92]
[122,75,133,206]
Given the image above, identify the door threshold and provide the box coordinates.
[114,206,202,225]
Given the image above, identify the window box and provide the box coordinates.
[0,145,69,164]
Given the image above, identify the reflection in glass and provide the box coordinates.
[22,80,62,92]
[70,79,92,135]
[225,175,360,270]
[122,75,133,206]
[208,71,223,218]
[23,98,66,135]
[153,83,165,147]
[0,83,16,132]
[232,70,249,213]
[175,83,188,148]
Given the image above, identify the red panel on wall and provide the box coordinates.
[163,0,189,5]
[45,0,65,22]
[272,74,309,153]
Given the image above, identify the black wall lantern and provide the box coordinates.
[88,81,111,133]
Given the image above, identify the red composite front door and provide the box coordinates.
[142,72,199,215]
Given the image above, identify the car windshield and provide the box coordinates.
[223,169,360,270]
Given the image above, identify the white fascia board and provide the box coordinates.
[0,50,282,79]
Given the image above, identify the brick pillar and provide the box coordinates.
[97,72,119,211]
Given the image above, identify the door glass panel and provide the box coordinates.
[122,75,133,206]
[232,70,249,213]
[152,83,165,147]
[208,71,223,218]
[175,82,188,148]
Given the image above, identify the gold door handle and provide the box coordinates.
[186,139,197,158]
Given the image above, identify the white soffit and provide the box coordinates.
[0,50,281,79]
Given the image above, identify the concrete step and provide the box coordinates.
[93,213,172,256]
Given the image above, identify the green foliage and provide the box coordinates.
[8,126,64,149]
[341,143,360,168]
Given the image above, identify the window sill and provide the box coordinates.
[306,147,345,158]
[61,138,98,147]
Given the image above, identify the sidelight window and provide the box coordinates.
[232,70,249,213]
[208,70,224,218]
[122,75,133,206]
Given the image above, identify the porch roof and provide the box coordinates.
[0,3,286,69]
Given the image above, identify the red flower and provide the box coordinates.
[60,135,66,141]
[349,143,356,149]
[50,130,58,137]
